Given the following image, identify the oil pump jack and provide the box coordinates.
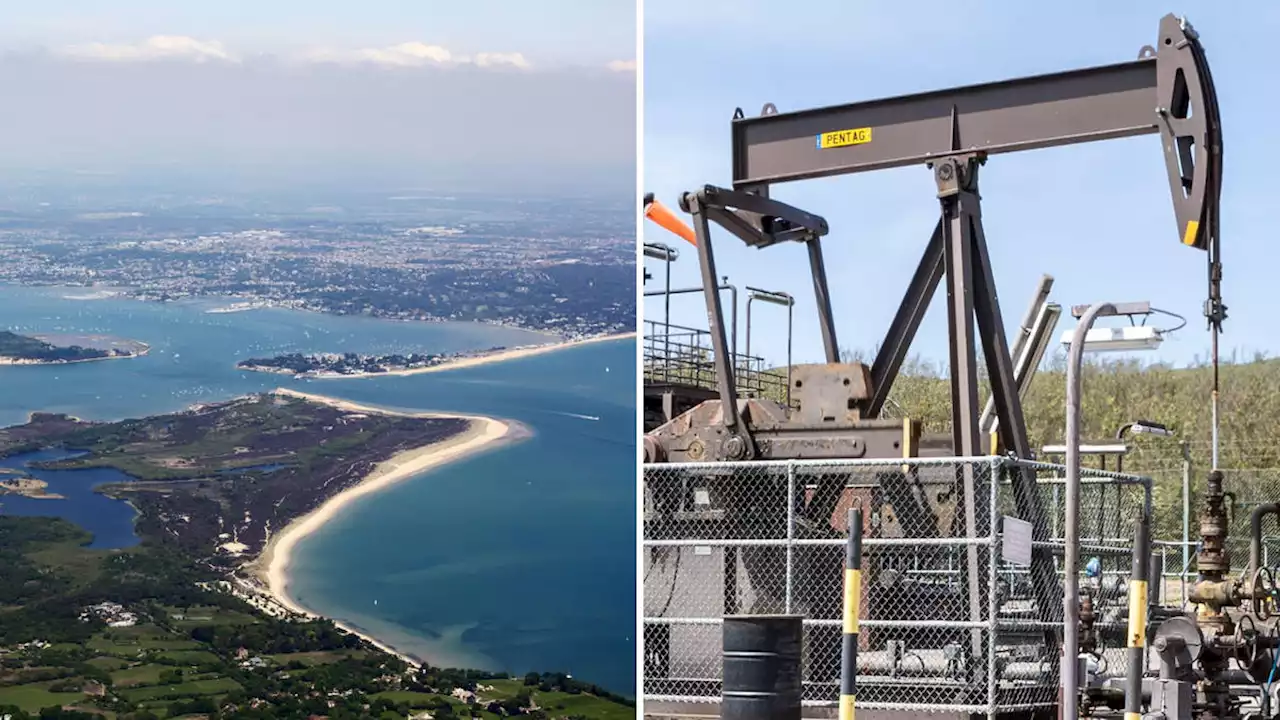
[643,13,1229,713]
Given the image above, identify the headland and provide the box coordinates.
[250,388,528,663]
[0,330,149,365]
[237,331,634,379]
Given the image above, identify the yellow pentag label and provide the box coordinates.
[817,127,872,149]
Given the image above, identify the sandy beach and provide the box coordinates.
[251,388,525,666]
[247,331,634,380]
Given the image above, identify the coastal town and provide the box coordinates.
[0,197,634,339]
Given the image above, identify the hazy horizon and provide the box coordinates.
[0,3,636,196]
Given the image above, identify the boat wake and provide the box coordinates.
[550,411,601,422]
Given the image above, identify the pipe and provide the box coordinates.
[642,243,677,364]
[786,298,794,407]
[1065,301,1117,720]
[643,282,739,357]
[745,287,796,406]
[1250,502,1280,579]
[664,249,673,359]
[1114,423,1132,475]
[1125,512,1150,720]
[981,274,1053,434]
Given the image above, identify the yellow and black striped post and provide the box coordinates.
[1124,512,1151,720]
[841,505,863,720]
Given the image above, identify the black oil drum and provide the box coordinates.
[722,614,803,720]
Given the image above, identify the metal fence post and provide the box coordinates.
[988,457,1001,719]
[1181,441,1192,607]
[841,504,862,720]
[786,462,795,614]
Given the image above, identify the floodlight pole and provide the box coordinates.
[1063,301,1117,720]
[1181,439,1192,605]
[644,243,678,360]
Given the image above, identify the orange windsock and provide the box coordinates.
[644,195,697,246]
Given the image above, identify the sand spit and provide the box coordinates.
[251,389,527,666]
[260,331,634,380]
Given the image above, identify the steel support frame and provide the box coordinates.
[931,153,1059,667]
[684,192,753,460]
[679,186,833,462]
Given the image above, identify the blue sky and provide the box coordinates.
[643,0,1278,370]
[0,0,634,68]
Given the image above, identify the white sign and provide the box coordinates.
[1002,516,1033,566]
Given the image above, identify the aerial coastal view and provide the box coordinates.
[0,1,637,718]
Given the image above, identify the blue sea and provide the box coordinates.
[0,285,637,694]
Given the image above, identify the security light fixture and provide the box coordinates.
[746,286,794,307]
[1059,325,1163,352]
[1128,420,1174,437]
[644,243,678,262]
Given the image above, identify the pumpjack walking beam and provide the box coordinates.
[702,11,1221,664]
[729,16,1222,454]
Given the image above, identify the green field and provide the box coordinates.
[117,676,241,703]
[162,605,258,628]
[85,657,130,672]
[155,650,221,665]
[266,649,366,667]
[109,663,171,687]
[0,682,88,713]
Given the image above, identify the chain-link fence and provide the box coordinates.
[642,455,1151,716]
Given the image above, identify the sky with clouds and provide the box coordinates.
[644,0,1280,370]
[0,0,636,195]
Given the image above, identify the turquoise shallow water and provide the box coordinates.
[0,285,637,694]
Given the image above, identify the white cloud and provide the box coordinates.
[52,37,534,71]
[305,43,529,69]
[355,42,456,66]
[61,35,236,63]
[606,59,636,73]
[474,52,530,69]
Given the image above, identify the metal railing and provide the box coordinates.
[642,319,787,400]
[642,455,1152,716]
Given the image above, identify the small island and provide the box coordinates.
[237,348,510,377]
[0,475,64,499]
[0,330,148,365]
